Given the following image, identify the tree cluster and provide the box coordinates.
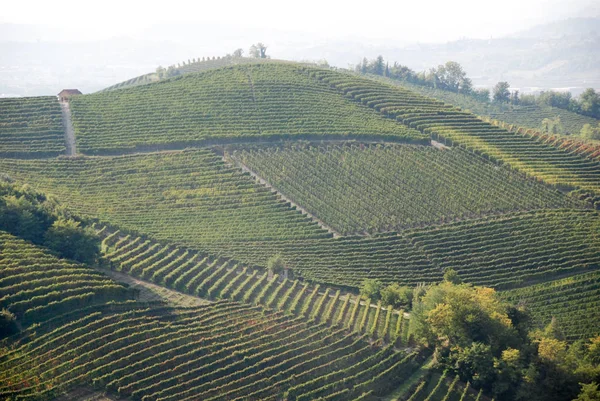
[0,181,100,264]
[521,88,600,119]
[405,273,600,401]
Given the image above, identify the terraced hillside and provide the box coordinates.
[405,209,600,289]
[232,143,575,234]
[309,69,600,193]
[387,77,600,137]
[98,227,413,344]
[0,149,330,250]
[1,298,428,401]
[502,271,600,341]
[0,229,426,401]
[0,231,133,325]
[70,63,425,154]
[0,96,65,157]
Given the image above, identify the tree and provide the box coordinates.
[381,283,413,308]
[493,82,511,103]
[541,116,563,135]
[578,89,600,118]
[267,254,285,276]
[581,124,600,140]
[0,308,17,338]
[249,43,268,59]
[443,268,462,284]
[370,55,385,76]
[574,383,600,401]
[44,219,100,264]
[360,279,382,301]
[473,88,491,103]
[233,48,244,57]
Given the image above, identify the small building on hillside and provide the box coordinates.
[57,89,82,102]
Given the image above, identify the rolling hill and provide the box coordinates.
[0,59,598,401]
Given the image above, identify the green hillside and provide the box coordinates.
[0,96,65,157]
[0,231,133,325]
[310,69,600,193]
[232,143,575,234]
[384,77,600,137]
[70,63,425,154]
[0,149,329,250]
[502,270,600,341]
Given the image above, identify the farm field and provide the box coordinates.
[232,143,576,234]
[0,96,65,157]
[1,59,599,401]
[0,149,330,250]
[70,63,425,154]
[309,68,600,193]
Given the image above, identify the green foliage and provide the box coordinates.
[575,383,600,401]
[493,82,511,103]
[360,279,382,301]
[44,219,100,264]
[267,254,285,275]
[443,268,462,285]
[541,116,564,134]
[0,308,18,337]
[581,123,600,140]
[381,283,413,308]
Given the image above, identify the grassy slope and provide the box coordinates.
[70,63,424,154]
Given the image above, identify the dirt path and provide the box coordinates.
[98,268,211,307]
[226,156,341,238]
[430,139,450,150]
[60,101,76,156]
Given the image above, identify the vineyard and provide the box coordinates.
[0,229,427,401]
[386,77,600,136]
[502,270,600,341]
[0,96,65,158]
[0,149,330,251]
[308,69,600,193]
[70,63,425,154]
[0,299,427,401]
[97,226,412,345]
[0,231,133,325]
[404,209,600,289]
[232,143,576,234]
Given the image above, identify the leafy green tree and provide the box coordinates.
[581,124,600,140]
[493,82,511,103]
[578,89,600,118]
[249,43,268,58]
[267,254,285,276]
[360,279,382,301]
[44,219,100,264]
[0,308,18,338]
[443,268,462,284]
[541,116,564,135]
[370,55,385,76]
[233,48,244,57]
[473,88,491,103]
[381,283,413,308]
[574,382,600,401]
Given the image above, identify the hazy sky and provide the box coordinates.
[2,0,598,43]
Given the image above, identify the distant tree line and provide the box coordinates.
[520,88,600,120]
[356,56,600,122]
[356,56,490,102]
